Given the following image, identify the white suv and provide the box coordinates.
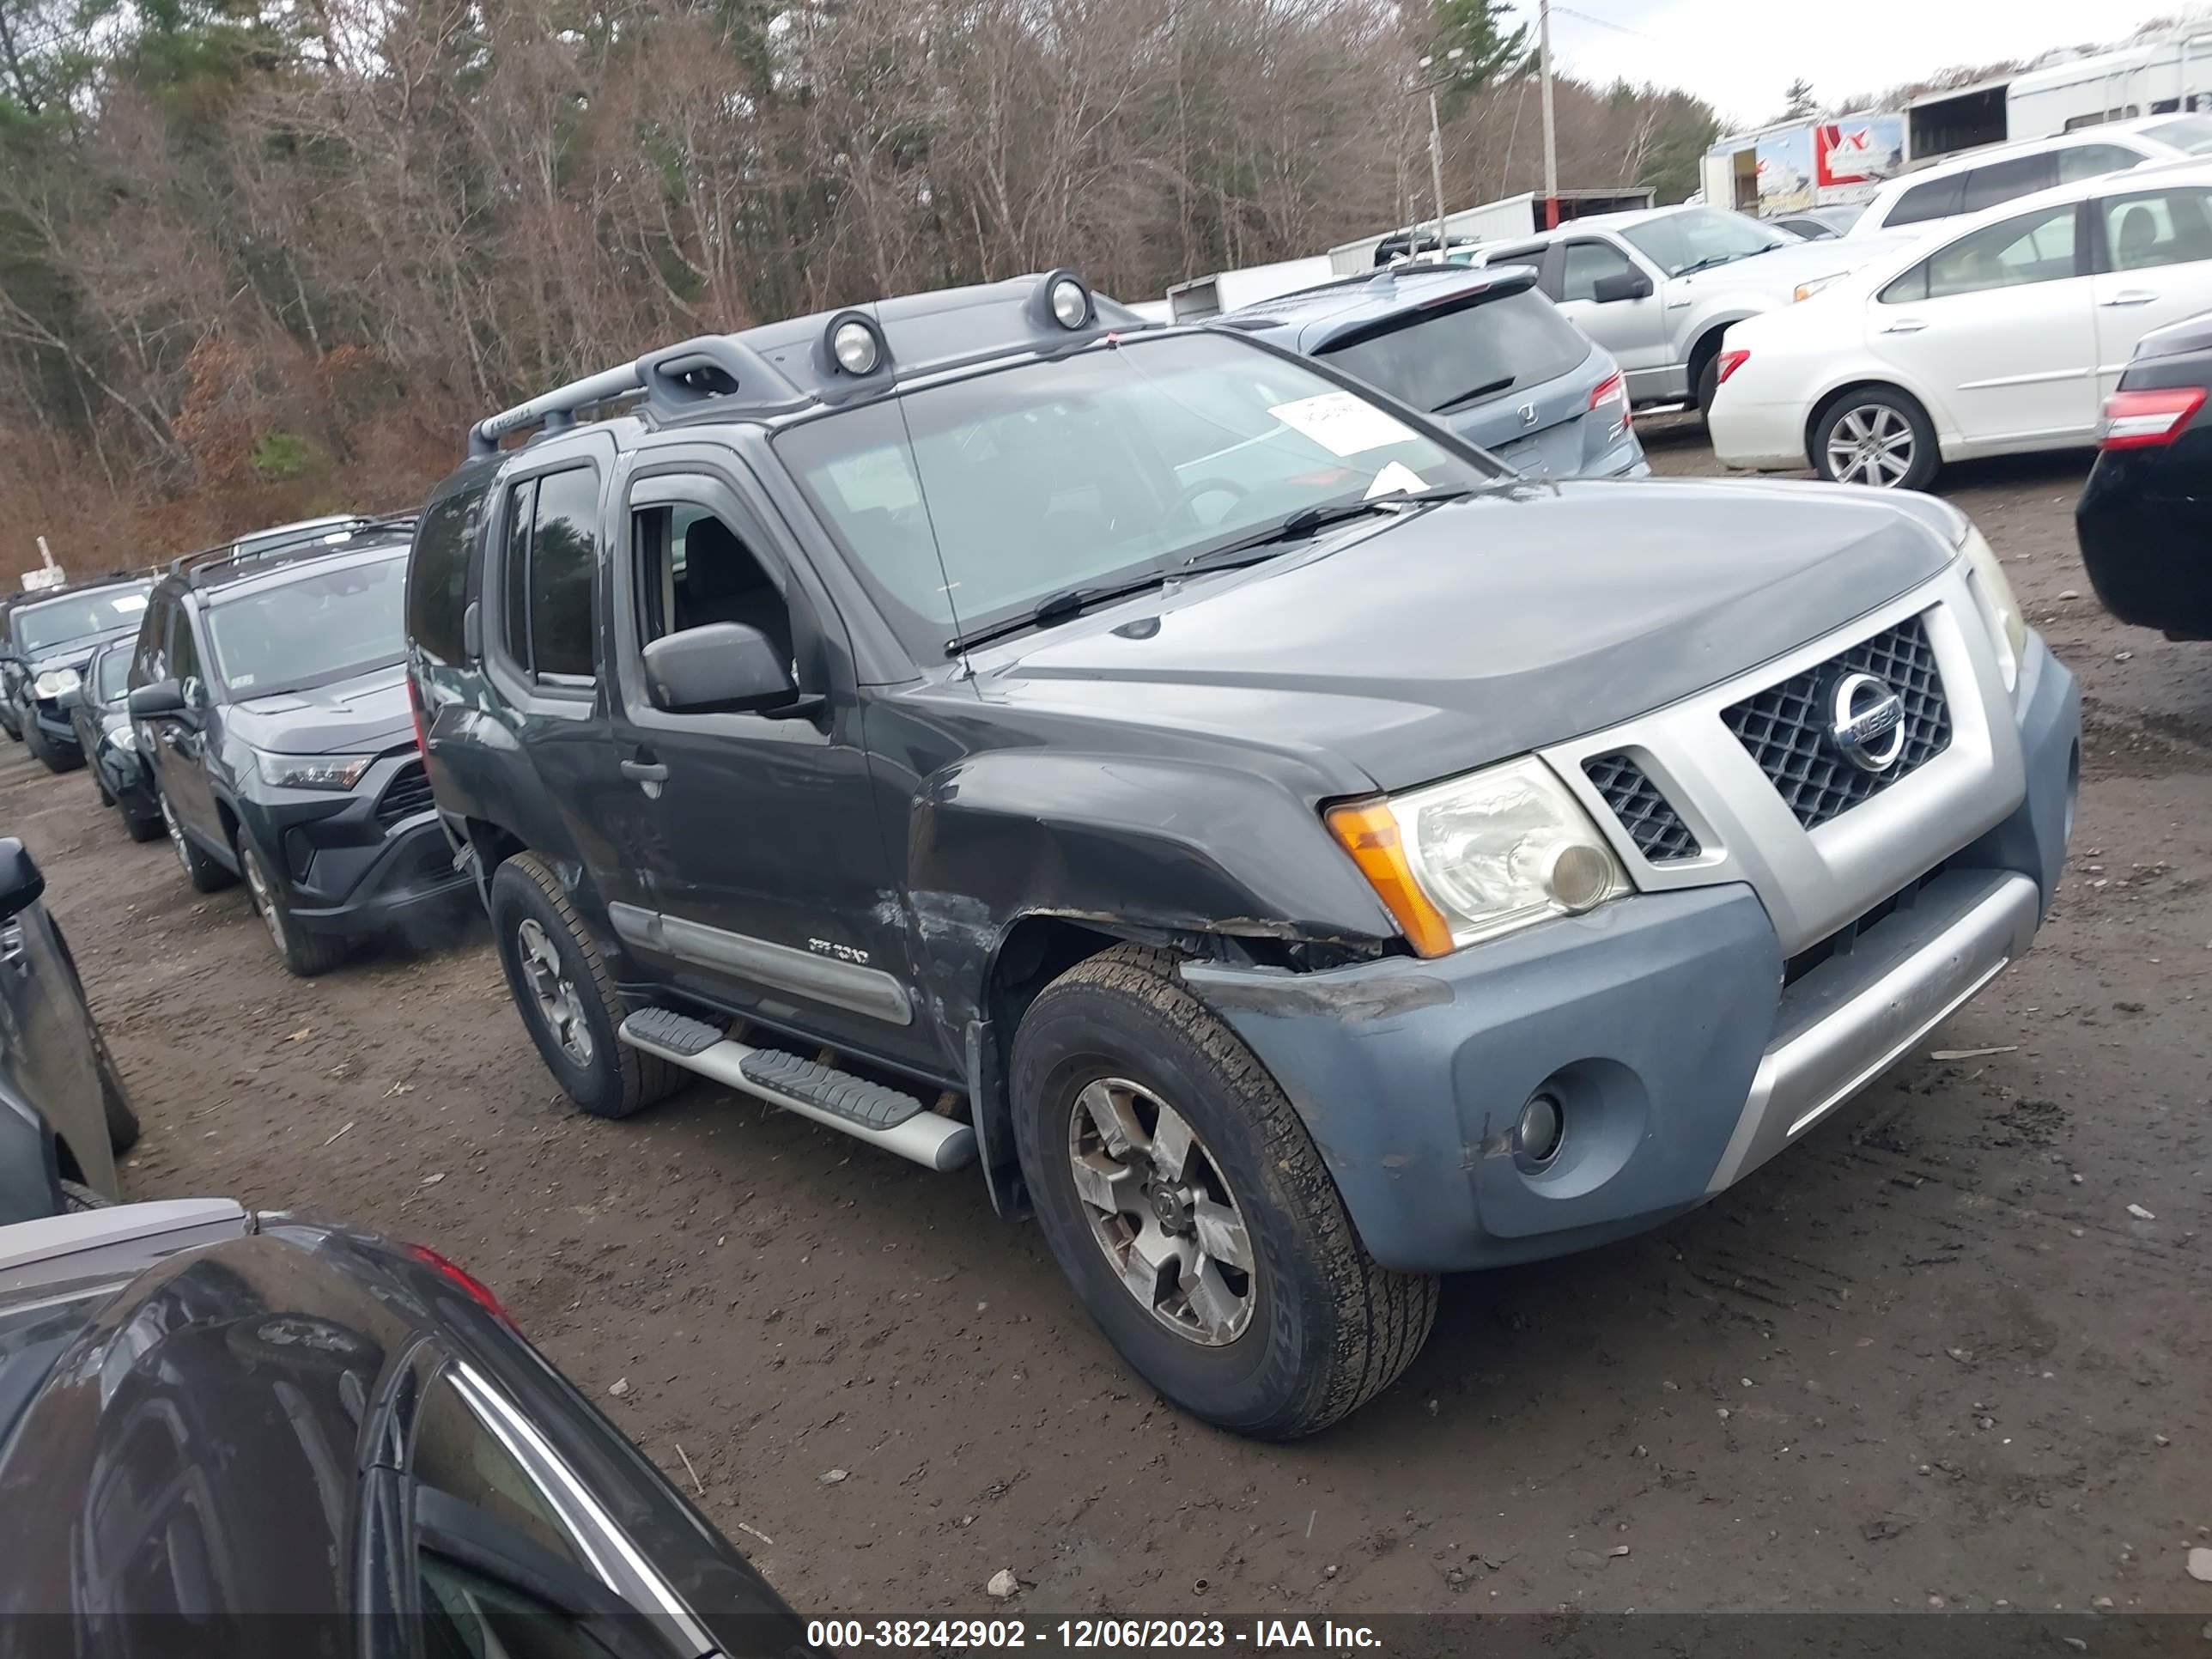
[1851,115,2212,239]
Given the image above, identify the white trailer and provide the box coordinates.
[1164,258,1338,323]
[2007,33,2212,140]
[1325,188,1654,276]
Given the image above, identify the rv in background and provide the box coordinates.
[1909,27,2212,165]
[1325,188,1654,276]
[1164,257,1337,322]
[1700,113,1905,217]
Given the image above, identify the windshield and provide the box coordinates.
[1621,209,1792,276]
[12,582,151,655]
[92,646,132,702]
[205,555,407,696]
[2143,115,2212,155]
[775,331,1494,655]
[1317,288,1589,414]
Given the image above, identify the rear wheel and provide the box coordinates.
[1694,351,1722,423]
[1812,387,1939,490]
[1011,945,1437,1440]
[240,838,349,977]
[94,1031,139,1154]
[124,808,163,843]
[60,1179,112,1212]
[161,794,234,894]
[489,852,679,1120]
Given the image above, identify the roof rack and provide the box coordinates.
[167,510,420,580]
[466,336,811,457]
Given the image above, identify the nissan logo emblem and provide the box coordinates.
[1517,402,1539,427]
[1826,672,1906,773]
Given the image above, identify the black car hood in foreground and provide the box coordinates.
[27,621,143,681]
[226,661,416,755]
[970,477,1962,793]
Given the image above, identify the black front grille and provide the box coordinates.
[374,759,435,828]
[1722,614,1950,831]
[1583,752,1701,862]
[1783,861,1948,988]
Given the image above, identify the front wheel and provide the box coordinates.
[23,717,78,774]
[489,853,680,1120]
[240,839,349,977]
[161,794,234,894]
[1010,945,1437,1440]
[1812,388,1939,490]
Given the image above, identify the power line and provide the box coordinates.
[1550,5,1658,41]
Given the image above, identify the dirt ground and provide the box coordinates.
[13,424,2212,1620]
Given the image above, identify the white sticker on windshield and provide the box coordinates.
[1364,460,1427,501]
[1268,392,1419,458]
[111,595,147,613]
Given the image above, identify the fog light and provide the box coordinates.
[1049,277,1091,329]
[831,319,880,374]
[1549,843,1614,913]
[1516,1092,1565,1165]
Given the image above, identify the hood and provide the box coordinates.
[963,478,1962,793]
[227,662,415,755]
[1674,230,1911,298]
[27,623,140,680]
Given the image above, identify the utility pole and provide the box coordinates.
[1539,0,1559,228]
[1415,47,1463,259]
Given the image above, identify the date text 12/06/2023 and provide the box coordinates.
[804,1619,1385,1651]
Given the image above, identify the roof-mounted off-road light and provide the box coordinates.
[825,312,886,376]
[1027,269,1095,334]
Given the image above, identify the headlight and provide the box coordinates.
[1959,525,2026,696]
[1328,757,1628,957]
[33,668,80,699]
[1792,273,1844,302]
[256,750,374,791]
[101,715,137,751]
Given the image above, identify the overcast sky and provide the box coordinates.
[1546,0,2188,129]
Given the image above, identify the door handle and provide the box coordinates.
[619,759,669,783]
[1881,318,1928,333]
[2101,289,2158,307]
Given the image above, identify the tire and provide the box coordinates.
[60,1179,112,1212]
[489,852,679,1120]
[240,838,349,977]
[124,809,164,843]
[160,793,234,893]
[1694,351,1721,423]
[95,1032,140,1153]
[93,769,113,807]
[23,717,79,774]
[1812,386,1939,491]
[1010,944,1437,1440]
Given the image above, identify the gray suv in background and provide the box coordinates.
[1219,264,1647,481]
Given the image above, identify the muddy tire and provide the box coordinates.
[1010,944,1437,1439]
[489,852,679,1120]
[161,794,234,894]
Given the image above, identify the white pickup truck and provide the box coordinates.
[1472,204,1907,416]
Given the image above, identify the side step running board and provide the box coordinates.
[618,1008,975,1172]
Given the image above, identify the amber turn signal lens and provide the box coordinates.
[1325,799,1455,959]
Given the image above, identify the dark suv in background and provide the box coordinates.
[65,640,162,841]
[1,577,154,773]
[128,523,472,975]
[1218,264,1647,481]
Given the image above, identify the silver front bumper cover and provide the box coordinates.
[1707,869,2040,1192]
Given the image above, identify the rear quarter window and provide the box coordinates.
[409,460,501,665]
[1884,173,1966,228]
[1316,288,1589,415]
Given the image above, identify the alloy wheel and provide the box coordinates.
[1066,1076,1256,1346]
[516,917,594,1066]
[1826,404,1916,488]
[241,848,287,956]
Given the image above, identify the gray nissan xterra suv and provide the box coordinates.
[407,271,2080,1440]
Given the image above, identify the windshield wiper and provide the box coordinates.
[945,571,1176,657]
[1432,376,1515,415]
[1181,485,1476,573]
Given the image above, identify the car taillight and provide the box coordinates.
[1589,370,1631,430]
[404,1242,517,1328]
[405,672,428,753]
[2099,386,2207,449]
[1717,349,1750,386]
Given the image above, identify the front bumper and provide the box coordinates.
[243,752,474,938]
[1182,630,2080,1274]
[29,701,77,750]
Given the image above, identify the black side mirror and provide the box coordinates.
[0,838,45,921]
[128,679,185,719]
[642,623,821,718]
[1590,270,1653,304]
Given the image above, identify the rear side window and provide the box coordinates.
[409,463,498,665]
[1885,173,1965,228]
[2102,186,2212,270]
[499,466,599,685]
[1317,288,1589,416]
[1960,153,2057,213]
[2059,142,2149,182]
